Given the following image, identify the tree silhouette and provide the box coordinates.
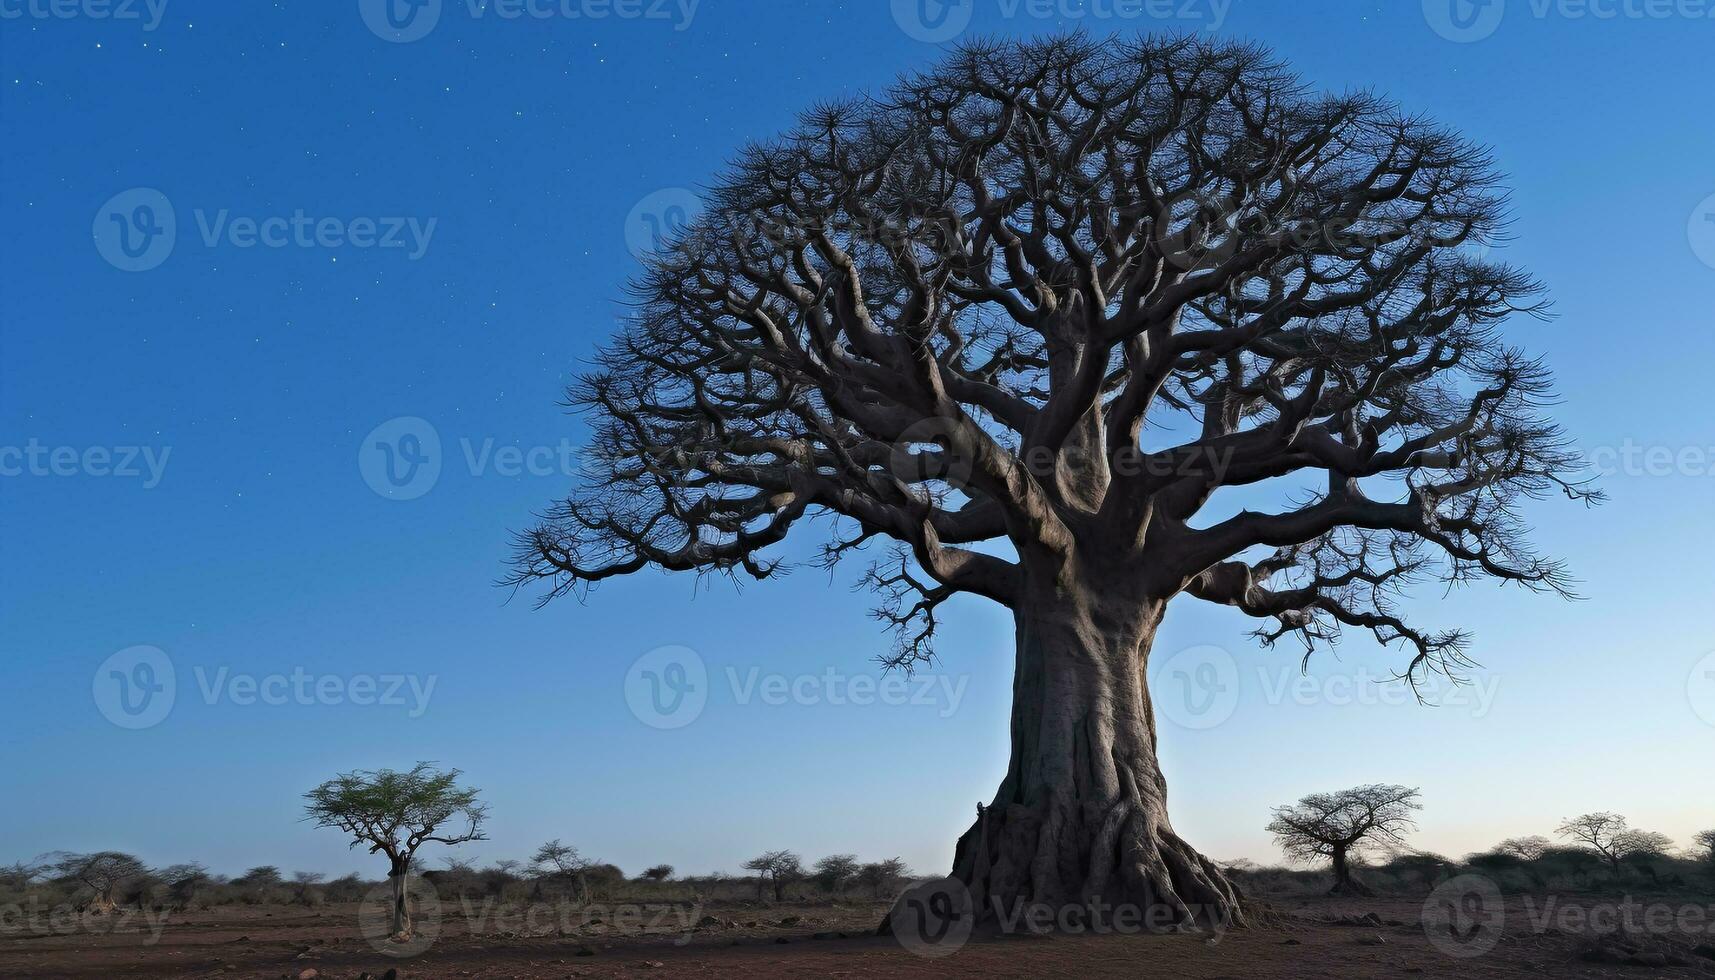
[812,853,860,893]
[1555,812,1670,876]
[1693,829,1715,864]
[743,850,803,901]
[50,852,149,913]
[531,839,598,901]
[1266,784,1421,895]
[510,34,1593,928]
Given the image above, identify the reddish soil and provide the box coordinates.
[4,893,1712,979]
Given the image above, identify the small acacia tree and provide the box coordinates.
[1267,784,1422,895]
[856,858,910,899]
[508,34,1594,928]
[51,852,150,912]
[157,863,208,910]
[813,854,860,894]
[743,850,803,901]
[1693,829,1715,864]
[303,763,487,938]
[532,839,596,902]
[643,864,675,883]
[1555,813,1670,876]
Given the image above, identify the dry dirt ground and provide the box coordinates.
[4,892,1714,979]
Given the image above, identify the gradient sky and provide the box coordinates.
[2,0,1712,882]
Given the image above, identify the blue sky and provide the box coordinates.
[2,0,1712,880]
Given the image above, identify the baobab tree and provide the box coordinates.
[509,34,1592,928]
[303,763,487,938]
[1266,784,1422,895]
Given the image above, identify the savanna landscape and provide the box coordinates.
[5,2,1713,978]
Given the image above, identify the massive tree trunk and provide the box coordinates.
[948,571,1242,931]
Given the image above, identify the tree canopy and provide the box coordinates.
[509,33,1594,689]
